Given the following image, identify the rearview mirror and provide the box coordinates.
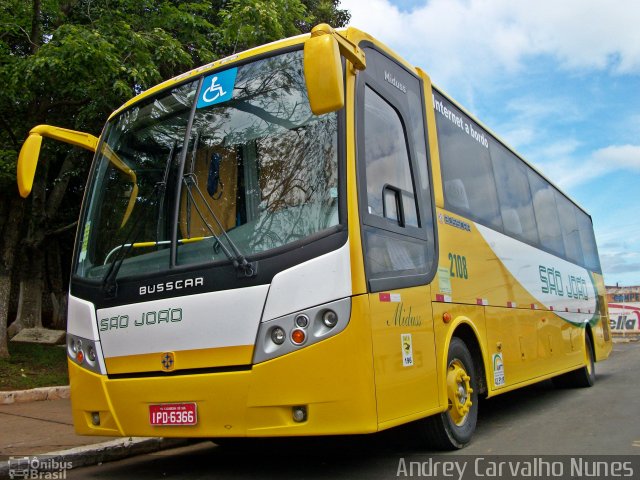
[17,134,43,198]
[304,29,345,115]
[16,125,99,198]
[17,125,140,227]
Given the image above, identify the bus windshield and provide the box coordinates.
[75,50,340,282]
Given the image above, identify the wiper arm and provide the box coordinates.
[102,142,182,296]
[182,173,257,278]
[101,181,164,297]
[156,141,176,243]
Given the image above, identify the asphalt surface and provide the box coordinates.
[64,341,640,479]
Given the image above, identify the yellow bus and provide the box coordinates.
[17,24,612,449]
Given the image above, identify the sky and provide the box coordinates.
[341,0,640,287]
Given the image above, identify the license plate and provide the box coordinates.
[149,403,197,426]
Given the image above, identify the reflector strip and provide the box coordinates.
[379,292,401,302]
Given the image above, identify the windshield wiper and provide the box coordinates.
[102,146,176,297]
[181,173,257,278]
[156,141,176,243]
[101,184,163,297]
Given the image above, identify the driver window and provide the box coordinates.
[363,86,419,227]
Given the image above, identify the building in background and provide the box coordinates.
[606,285,640,334]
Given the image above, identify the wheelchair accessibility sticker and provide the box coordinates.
[197,68,237,109]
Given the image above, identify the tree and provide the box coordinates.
[0,0,350,357]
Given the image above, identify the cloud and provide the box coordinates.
[342,0,640,87]
[341,0,640,286]
[484,94,640,189]
[600,251,640,275]
[525,143,640,191]
[591,145,640,170]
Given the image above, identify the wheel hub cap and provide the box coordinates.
[447,359,474,425]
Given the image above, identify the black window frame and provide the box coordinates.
[356,44,438,292]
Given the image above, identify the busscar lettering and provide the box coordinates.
[444,214,471,232]
[139,277,204,296]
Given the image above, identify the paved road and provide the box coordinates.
[69,341,640,479]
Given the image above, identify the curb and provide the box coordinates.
[0,437,195,478]
[0,386,70,405]
[612,334,640,343]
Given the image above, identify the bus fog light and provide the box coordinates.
[271,327,286,345]
[91,412,101,426]
[322,310,338,328]
[292,406,307,423]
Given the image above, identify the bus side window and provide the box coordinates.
[357,48,436,291]
[363,86,419,228]
[360,84,430,290]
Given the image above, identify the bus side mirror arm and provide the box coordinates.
[310,24,366,71]
[303,24,366,115]
[17,125,99,198]
[17,124,138,228]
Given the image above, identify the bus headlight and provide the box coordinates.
[271,327,286,345]
[322,310,338,328]
[253,297,351,364]
[87,345,97,362]
[295,314,309,328]
[67,333,104,374]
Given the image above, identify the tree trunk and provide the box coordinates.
[0,197,25,358]
[0,198,8,237]
[11,250,45,333]
[9,159,48,337]
[30,0,42,54]
[46,238,67,329]
[9,145,79,336]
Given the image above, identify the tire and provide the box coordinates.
[553,333,595,388]
[415,337,479,450]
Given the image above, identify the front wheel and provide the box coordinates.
[415,337,479,449]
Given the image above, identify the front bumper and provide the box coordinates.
[69,296,377,437]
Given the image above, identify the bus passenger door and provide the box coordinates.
[356,47,440,424]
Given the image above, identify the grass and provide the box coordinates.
[0,342,69,391]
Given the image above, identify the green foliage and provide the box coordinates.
[299,0,350,32]
[0,0,350,192]
[0,342,69,390]
[220,0,309,50]
[0,1,351,349]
